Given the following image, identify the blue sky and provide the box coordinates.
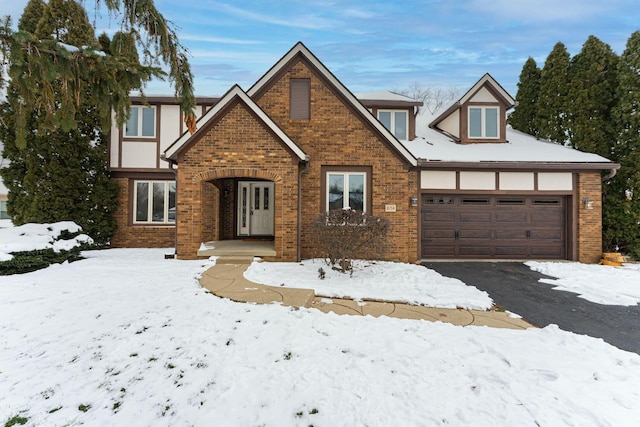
[5,0,640,97]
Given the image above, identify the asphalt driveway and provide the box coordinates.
[423,262,640,355]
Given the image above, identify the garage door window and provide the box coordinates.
[497,198,525,205]
[461,197,489,205]
[425,196,453,204]
[533,199,561,205]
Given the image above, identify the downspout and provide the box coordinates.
[297,160,310,262]
[602,168,617,181]
[167,156,178,257]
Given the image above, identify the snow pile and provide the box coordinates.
[1,249,640,425]
[527,261,640,306]
[244,259,493,310]
[0,221,93,261]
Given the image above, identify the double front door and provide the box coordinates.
[237,181,274,236]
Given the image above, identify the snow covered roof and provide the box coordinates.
[356,91,422,103]
[402,113,615,165]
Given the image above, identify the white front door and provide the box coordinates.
[238,181,274,236]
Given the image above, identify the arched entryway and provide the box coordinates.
[193,168,282,258]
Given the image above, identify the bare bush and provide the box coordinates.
[312,209,390,274]
[395,82,460,115]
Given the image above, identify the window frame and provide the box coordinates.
[125,106,157,138]
[377,109,409,140]
[133,180,176,224]
[467,106,499,139]
[325,170,368,213]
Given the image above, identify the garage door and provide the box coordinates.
[421,195,566,259]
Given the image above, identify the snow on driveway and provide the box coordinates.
[1,249,640,426]
[527,261,640,306]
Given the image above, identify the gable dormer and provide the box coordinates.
[429,74,515,144]
[357,91,423,140]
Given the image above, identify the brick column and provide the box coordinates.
[576,172,603,263]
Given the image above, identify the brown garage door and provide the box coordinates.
[421,195,566,259]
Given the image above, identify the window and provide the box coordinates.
[378,110,408,139]
[0,200,10,220]
[125,106,156,138]
[468,107,499,139]
[461,198,489,205]
[134,181,176,224]
[327,172,366,212]
[290,79,310,119]
[425,197,453,205]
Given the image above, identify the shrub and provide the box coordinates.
[312,209,390,273]
[0,247,83,275]
[0,222,92,275]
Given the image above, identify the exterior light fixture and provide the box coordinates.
[410,196,418,207]
[582,198,594,210]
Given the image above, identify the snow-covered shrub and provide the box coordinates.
[0,222,93,275]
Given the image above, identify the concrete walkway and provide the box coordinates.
[199,257,534,330]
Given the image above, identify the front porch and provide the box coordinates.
[197,239,277,258]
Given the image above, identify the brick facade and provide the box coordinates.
[109,44,611,265]
[110,177,176,248]
[576,172,603,263]
[253,58,418,263]
[175,100,301,260]
[167,56,418,263]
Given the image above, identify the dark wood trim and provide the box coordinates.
[416,170,423,261]
[156,104,162,169]
[129,95,219,105]
[359,99,423,108]
[421,188,573,196]
[118,125,123,169]
[571,173,579,261]
[110,170,175,180]
[418,161,619,171]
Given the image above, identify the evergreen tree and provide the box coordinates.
[17,0,45,33]
[536,42,571,143]
[0,0,119,244]
[605,31,640,258]
[508,57,541,137]
[0,0,196,147]
[566,36,619,158]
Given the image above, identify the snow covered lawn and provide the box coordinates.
[244,259,493,310]
[527,261,640,306]
[2,249,640,426]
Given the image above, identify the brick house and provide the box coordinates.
[108,42,618,264]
